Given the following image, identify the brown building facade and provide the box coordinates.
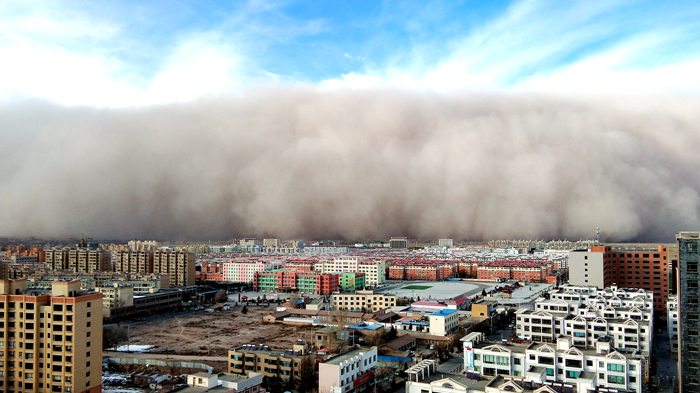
[605,244,670,316]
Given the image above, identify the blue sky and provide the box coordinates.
[2,0,700,106]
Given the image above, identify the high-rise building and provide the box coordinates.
[606,244,670,316]
[45,249,111,274]
[569,244,671,316]
[111,250,154,274]
[568,246,609,288]
[677,231,700,393]
[0,278,103,393]
[152,250,196,287]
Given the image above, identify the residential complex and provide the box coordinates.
[463,334,645,393]
[388,256,558,283]
[318,346,378,393]
[515,285,654,357]
[569,244,670,315]
[253,269,340,294]
[677,231,700,393]
[221,260,283,284]
[153,250,196,287]
[45,249,111,274]
[315,258,385,287]
[0,278,103,393]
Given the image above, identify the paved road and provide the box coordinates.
[103,350,227,362]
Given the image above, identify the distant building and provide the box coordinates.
[304,245,350,255]
[438,239,454,248]
[153,250,196,287]
[263,238,280,248]
[389,237,409,249]
[46,248,111,273]
[429,309,459,336]
[239,238,261,247]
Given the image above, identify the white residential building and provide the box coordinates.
[316,257,386,287]
[319,347,378,393]
[462,335,645,393]
[515,285,653,357]
[221,260,283,283]
[667,295,678,353]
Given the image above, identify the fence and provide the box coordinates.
[104,357,214,373]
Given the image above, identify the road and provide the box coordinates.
[103,350,227,362]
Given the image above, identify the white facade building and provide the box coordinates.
[515,285,653,357]
[428,309,460,336]
[316,257,386,287]
[222,261,282,284]
[318,347,378,393]
[463,335,645,393]
[667,295,678,353]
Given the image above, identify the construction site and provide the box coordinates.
[117,305,317,357]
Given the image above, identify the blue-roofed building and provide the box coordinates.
[429,308,459,336]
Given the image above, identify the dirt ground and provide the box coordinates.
[126,306,317,356]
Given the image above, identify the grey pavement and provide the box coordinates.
[103,350,227,362]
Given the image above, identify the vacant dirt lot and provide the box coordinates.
[126,306,317,356]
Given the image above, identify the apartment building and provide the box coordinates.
[677,231,700,393]
[0,278,103,393]
[152,250,196,287]
[331,290,396,312]
[606,244,670,316]
[304,246,349,255]
[227,343,313,385]
[463,335,644,393]
[340,272,366,291]
[568,244,670,315]
[568,246,610,288]
[316,258,385,287]
[111,251,153,274]
[222,260,282,284]
[667,295,678,353]
[45,249,111,274]
[515,285,653,357]
[96,284,134,309]
[318,347,378,393]
[254,269,340,294]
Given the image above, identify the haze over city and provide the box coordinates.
[2,0,700,242]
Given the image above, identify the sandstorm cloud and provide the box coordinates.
[1,87,699,242]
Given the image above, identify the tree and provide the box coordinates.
[481,289,487,297]
[103,327,128,351]
[387,326,398,342]
[214,289,228,304]
[297,356,316,392]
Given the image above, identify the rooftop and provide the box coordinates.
[323,347,375,365]
[430,309,458,317]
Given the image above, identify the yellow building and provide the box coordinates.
[0,278,103,393]
[153,250,195,287]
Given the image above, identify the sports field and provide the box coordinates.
[402,285,432,290]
